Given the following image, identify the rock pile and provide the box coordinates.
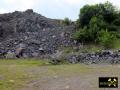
[0,9,75,58]
[65,50,120,64]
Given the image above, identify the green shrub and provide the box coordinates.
[88,16,101,42]
[73,16,106,43]
[73,27,89,42]
[112,18,120,26]
[97,30,116,48]
[73,1,120,48]
[77,1,118,28]
[110,31,120,38]
[62,17,71,25]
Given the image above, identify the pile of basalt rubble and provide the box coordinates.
[64,50,120,64]
[0,9,75,58]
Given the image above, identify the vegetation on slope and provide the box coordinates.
[73,1,120,49]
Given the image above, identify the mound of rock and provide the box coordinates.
[64,50,120,64]
[0,9,76,58]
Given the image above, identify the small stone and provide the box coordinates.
[32,52,39,57]
[14,42,17,45]
[60,32,64,37]
[65,85,70,89]
[52,35,56,38]
[8,80,15,84]
[41,38,46,42]
[39,48,44,51]
[15,47,24,58]
[23,54,28,58]
[53,76,58,79]
[19,43,26,48]
[24,36,28,40]
[43,28,46,31]
[73,40,77,44]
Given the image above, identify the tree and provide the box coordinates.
[78,4,98,28]
[77,1,118,28]
[62,17,71,25]
[112,18,120,26]
[88,16,101,41]
[73,1,120,48]
[73,16,108,43]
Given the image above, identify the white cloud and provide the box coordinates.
[1,0,40,12]
[0,0,120,20]
[1,0,120,12]
[0,8,7,13]
[65,0,81,5]
[59,0,120,7]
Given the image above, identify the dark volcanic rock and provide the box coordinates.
[0,9,76,58]
[65,50,120,64]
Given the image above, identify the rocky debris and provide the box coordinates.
[0,9,76,58]
[49,49,120,64]
[0,9,120,65]
[0,49,7,58]
[49,50,63,64]
[64,50,120,64]
[65,54,79,64]
[15,47,25,58]
[5,51,16,59]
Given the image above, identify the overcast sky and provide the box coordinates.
[0,0,120,20]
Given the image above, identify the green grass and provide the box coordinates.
[81,44,103,53]
[0,59,92,90]
[0,59,51,90]
[113,39,120,49]
[0,59,119,90]
[61,44,103,54]
[0,58,50,66]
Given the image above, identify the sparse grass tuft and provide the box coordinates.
[113,39,120,49]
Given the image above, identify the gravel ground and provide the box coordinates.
[20,64,120,90]
[0,60,119,90]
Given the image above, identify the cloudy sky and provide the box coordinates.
[0,0,120,20]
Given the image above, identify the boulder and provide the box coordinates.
[15,47,25,58]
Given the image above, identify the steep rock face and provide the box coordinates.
[0,9,76,58]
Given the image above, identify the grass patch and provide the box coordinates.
[113,39,120,49]
[0,59,93,89]
[0,59,119,90]
[0,59,51,90]
[0,58,50,66]
[80,44,103,53]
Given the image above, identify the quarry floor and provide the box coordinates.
[0,59,120,90]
